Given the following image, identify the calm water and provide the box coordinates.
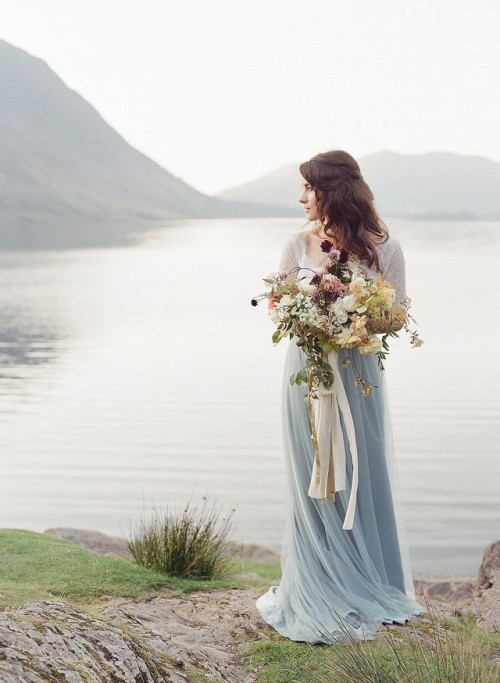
[0,218,499,575]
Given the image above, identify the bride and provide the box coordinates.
[256,150,421,644]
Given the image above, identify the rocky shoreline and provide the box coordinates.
[0,529,497,682]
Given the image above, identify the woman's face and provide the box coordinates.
[299,178,319,221]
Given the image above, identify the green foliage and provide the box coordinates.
[126,499,236,579]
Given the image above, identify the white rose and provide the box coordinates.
[298,281,316,296]
[342,293,358,312]
[279,294,294,307]
[332,298,348,324]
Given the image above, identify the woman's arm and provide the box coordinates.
[279,234,300,273]
[368,238,408,333]
[383,238,406,304]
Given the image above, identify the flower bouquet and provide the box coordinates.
[252,239,422,398]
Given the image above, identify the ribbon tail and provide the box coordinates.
[329,352,359,530]
[307,393,335,500]
[332,396,346,492]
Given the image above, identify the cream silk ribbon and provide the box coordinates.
[306,351,359,530]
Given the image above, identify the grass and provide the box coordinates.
[126,499,236,579]
[0,528,276,608]
[245,612,500,683]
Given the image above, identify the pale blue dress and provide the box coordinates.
[256,232,421,644]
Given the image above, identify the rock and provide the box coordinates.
[103,588,265,682]
[471,539,500,632]
[0,591,266,682]
[414,578,476,604]
[478,539,500,590]
[0,600,180,682]
[44,528,129,558]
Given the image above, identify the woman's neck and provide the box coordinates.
[312,222,334,241]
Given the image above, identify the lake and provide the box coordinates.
[0,217,498,575]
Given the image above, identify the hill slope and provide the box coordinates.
[0,39,286,247]
[218,151,500,219]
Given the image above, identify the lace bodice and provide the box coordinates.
[279,232,406,303]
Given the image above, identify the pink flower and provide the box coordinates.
[320,277,349,297]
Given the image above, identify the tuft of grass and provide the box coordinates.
[245,608,499,683]
[126,499,236,579]
[300,621,499,683]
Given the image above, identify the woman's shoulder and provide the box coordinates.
[375,234,404,259]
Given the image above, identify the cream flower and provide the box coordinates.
[336,324,364,348]
[359,337,383,355]
[336,327,354,346]
[351,315,368,335]
[349,276,369,297]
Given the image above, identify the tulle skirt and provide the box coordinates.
[256,341,421,643]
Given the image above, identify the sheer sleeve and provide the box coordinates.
[279,234,300,273]
[382,238,406,304]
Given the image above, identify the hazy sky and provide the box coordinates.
[2,0,499,194]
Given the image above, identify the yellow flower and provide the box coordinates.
[376,275,396,307]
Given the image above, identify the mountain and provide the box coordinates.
[217,151,500,220]
[0,39,288,248]
[218,163,300,207]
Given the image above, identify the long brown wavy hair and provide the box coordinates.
[299,150,388,268]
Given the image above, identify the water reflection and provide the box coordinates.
[0,252,72,404]
[0,318,62,369]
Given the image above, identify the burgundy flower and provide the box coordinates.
[310,274,322,285]
[339,249,349,264]
[320,240,333,253]
[250,298,258,306]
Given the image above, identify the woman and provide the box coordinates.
[256,150,421,644]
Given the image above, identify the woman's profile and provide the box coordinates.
[256,150,421,643]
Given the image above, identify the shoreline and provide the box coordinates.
[41,527,498,633]
[0,528,497,680]
[43,526,478,585]
[43,526,500,620]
